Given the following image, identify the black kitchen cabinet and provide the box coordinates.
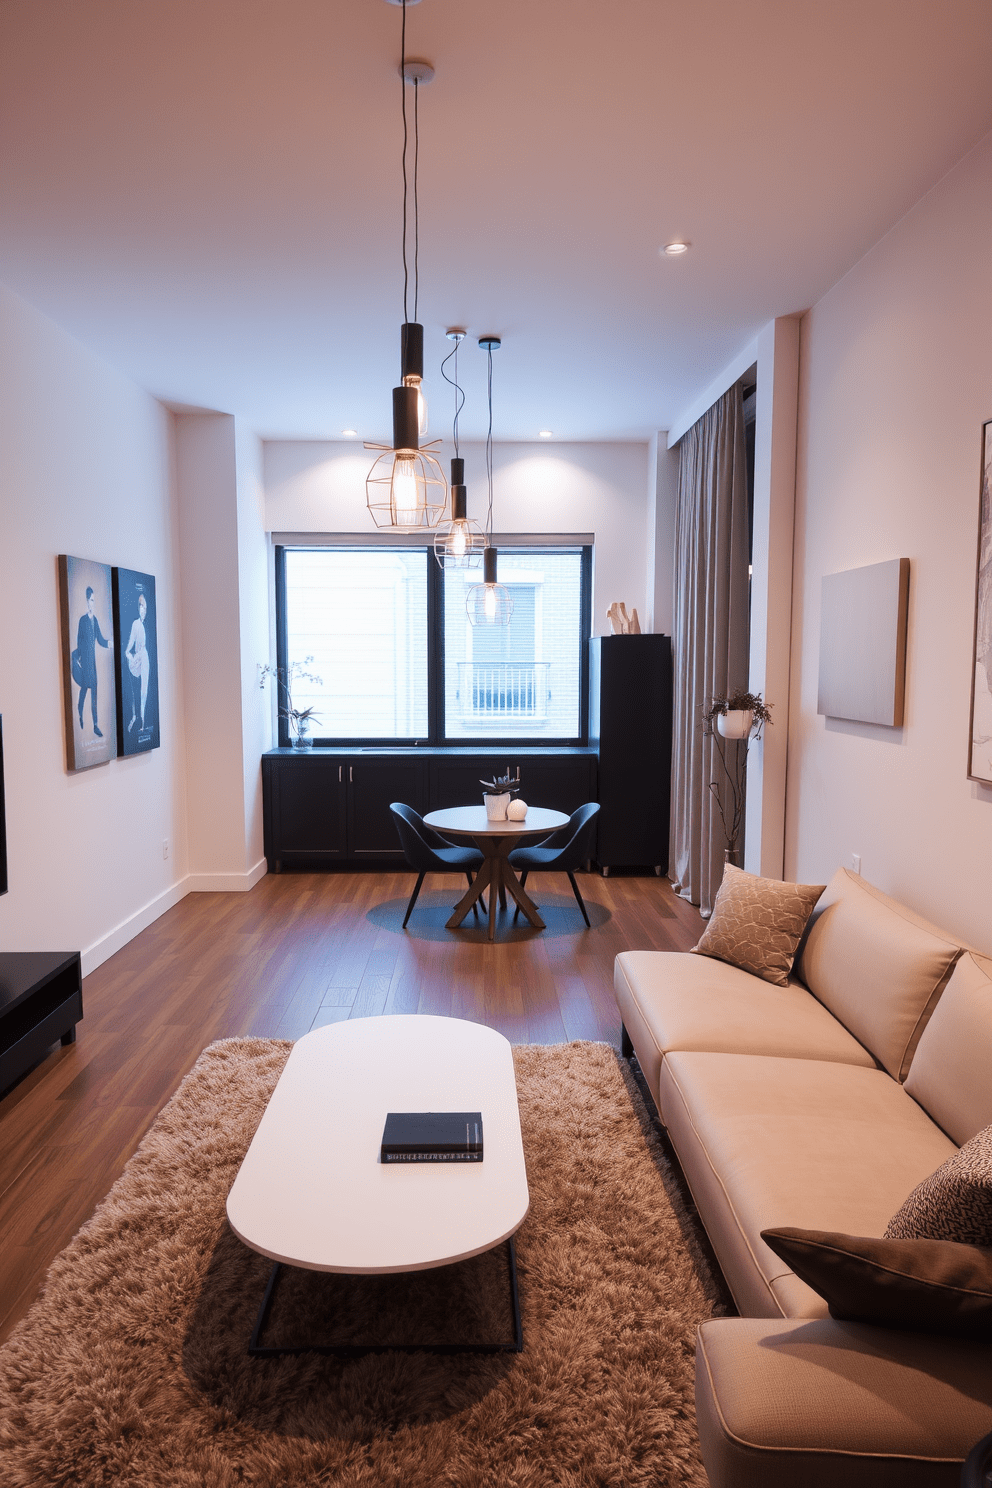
[262,748,596,872]
[588,635,672,873]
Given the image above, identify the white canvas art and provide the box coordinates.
[969,421,992,783]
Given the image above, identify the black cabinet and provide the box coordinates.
[262,749,596,872]
[589,635,672,873]
[0,951,82,1092]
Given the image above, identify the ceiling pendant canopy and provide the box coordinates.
[466,336,512,626]
[434,330,486,569]
[366,0,446,530]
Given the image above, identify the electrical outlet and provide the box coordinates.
[850,853,861,875]
[162,839,170,860]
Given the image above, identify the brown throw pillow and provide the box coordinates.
[884,1126,992,1246]
[691,864,826,986]
[761,1226,992,1338]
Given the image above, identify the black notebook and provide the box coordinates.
[381,1111,484,1163]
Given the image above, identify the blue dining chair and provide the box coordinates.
[390,803,485,927]
[508,802,601,926]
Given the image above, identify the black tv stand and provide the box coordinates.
[0,952,83,1093]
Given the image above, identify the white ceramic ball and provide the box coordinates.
[507,799,528,820]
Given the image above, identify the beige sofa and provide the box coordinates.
[614,867,992,1487]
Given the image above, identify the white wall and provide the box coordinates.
[0,285,188,973]
[264,440,655,637]
[787,131,992,948]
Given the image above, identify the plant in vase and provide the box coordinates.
[702,689,772,864]
[259,657,324,750]
[479,768,521,821]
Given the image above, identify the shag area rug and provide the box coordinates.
[0,1039,727,1487]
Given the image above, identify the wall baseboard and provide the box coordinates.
[80,860,269,976]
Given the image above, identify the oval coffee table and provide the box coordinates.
[424,805,569,940]
[227,1014,530,1355]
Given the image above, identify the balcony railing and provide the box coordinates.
[455,662,551,722]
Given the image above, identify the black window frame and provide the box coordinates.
[274,541,592,748]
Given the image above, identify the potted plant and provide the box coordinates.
[479,768,521,821]
[702,690,773,863]
[260,657,324,750]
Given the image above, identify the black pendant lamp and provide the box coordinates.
[365,1,446,529]
[466,336,512,625]
[434,330,485,569]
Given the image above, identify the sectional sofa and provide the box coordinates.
[614,867,992,1487]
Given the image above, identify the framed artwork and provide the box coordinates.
[817,558,910,727]
[112,567,160,755]
[968,419,992,783]
[58,555,118,771]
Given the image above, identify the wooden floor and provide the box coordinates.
[0,867,702,1347]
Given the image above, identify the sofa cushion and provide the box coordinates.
[695,1316,992,1488]
[905,952,992,1145]
[796,868,964,1080]
[690,864,826,986]
[658,1051,956,1317]
[885,1126,992,1246]
[760,1227,992,1339]
[614,951,875,1097]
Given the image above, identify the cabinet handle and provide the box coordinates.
[349,766,353,783]
[339,765,342,783]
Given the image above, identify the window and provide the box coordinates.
[276,542,591,745]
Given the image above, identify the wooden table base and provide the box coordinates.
[446,837,546,940]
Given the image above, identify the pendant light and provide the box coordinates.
[434,330,485,569]
[365,0,446,530]
[466,336,513,626]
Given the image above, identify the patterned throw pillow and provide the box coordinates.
[690,863,826,987]
[885,1126,992,1246]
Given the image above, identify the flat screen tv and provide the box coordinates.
[0,715,7,895]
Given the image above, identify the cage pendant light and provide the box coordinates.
[365,0,446,529]
[434,330,485,568]
[466,336,512,625]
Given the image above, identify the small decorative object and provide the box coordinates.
[607,601,641,635]
[259,657,323,749]
[702,690,773,861]
[112,567,160,756]
[507,799,528,821]
[58,555,118,771]
[480,767,521,820]
[969,418,992,783]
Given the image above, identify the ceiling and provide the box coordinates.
[1,0,990,443]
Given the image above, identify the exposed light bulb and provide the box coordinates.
[392,456,419,524]
[451,522,468,557]
[484,584,497,620]
[403,375,428,436]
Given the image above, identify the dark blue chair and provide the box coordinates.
[390,803,485,928]
[508,802,601,926]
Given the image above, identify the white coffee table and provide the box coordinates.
[424,805,569,939]
[227,1014,530,1354]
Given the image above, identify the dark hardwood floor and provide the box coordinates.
[0,867,702,1347]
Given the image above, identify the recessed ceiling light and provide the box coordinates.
[341,428,358,437]
[539,430,553,439]
[661,241,690,257]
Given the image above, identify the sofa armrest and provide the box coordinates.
[696,1316,992,1488]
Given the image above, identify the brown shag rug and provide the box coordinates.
[0,1038,727,1487]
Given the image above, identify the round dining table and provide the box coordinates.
[423,805,570,941]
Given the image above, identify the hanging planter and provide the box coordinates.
[717,709,754,740]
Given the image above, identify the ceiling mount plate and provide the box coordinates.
[400,58,435,84]
[446,328,467,342]
[384,0,422,6]
[478,335,501,351]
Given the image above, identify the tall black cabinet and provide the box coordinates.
[588,634,672,874]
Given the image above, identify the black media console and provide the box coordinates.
[0,951,83,1092]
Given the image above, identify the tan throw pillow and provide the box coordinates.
[691,864,826,986]
[761,1226,992,1339]
[885,1126,992,1246]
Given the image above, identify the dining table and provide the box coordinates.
[422,805,570,941]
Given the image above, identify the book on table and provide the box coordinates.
[381,1111,484,1163]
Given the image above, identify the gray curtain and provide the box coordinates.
[670,384,750,914]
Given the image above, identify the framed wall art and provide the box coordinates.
[57,555,118,771]
[968,418,992,783]
[817,557,910,727]
[112,567,160,756]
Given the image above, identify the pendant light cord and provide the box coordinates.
[440,337,464,457]
[486,343,494,541]
[400,0,409,323]
[399,0,420,325]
